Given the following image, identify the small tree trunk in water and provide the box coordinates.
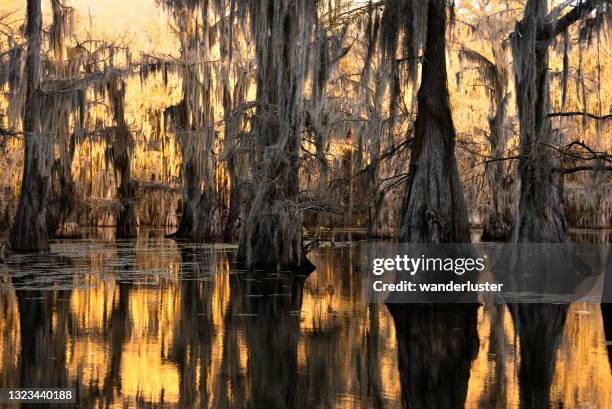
[223,157,241,242]
[399,0,469,244]
[114,124,137,238]
[167,4,222,242]
[48,127,76,237]
[481,102,513,241]
[47,1,78,237]
[110,79,137,238]
[174,140,201,239]
[10,0,51,252]
[511,0,567,243]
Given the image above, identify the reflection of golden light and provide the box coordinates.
[2,242,612,408]
[551,304,612,408]
[0,283,20,386]
[120,332,180,404]
[206,256,231,406]
[300,250,402,407]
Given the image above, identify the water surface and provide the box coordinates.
[0,229,610,408]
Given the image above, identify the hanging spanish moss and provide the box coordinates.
[458,4,515,242]
[9,0,50,252]
[377,0,470,243]
[1,0,610,258]
[235,0,317,270]
[160,0,224,242]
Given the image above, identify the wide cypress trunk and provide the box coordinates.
[399,0,469,244]
[10,0,51,252]
[511,0,567,243]
[237,0,315,270]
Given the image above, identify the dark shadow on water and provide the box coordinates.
[229,269,309,409]
[2,232,611,408]
[173,245,311,409]
[602,304,612,372]
[102,241,136,406]
[602,243,612,372]
[386,304,480,409]
[12,276,73,408]
[508,304,569,409]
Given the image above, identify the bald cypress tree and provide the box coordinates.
[10,0,50,252]
[510,0,610,243]
[236,0,317,270]
[376,0,469,243]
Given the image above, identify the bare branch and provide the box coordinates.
[538,0,597,44]
[558,165,612,174]
[548,111,612,120]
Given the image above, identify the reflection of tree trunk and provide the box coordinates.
[10,0,51,252]
[216,277,246,409]
[511,0,567,243]
[603,245,612,371]
[387,304,479,409]
[102,281,130,405]
[366,304,385,409]
[170,246,214,407]
[509,304,568,409]
[478,304,508,408]
[399,0,469,243]
[239,273,307,408]
[601,303,612,372]
[602,304,612,372]
[15,281,71,408]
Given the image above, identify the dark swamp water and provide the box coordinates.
[0,228,610,408]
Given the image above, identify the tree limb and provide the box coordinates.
[538,0,597,44]
[557,165,612,174]
[548,111,612,120]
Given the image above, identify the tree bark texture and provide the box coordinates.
[481,42,513,242]
[399,0,470,243]
[237,0,316,270]
[10,0,51,252]
[511,0,567,243]
[110,79,137,238]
